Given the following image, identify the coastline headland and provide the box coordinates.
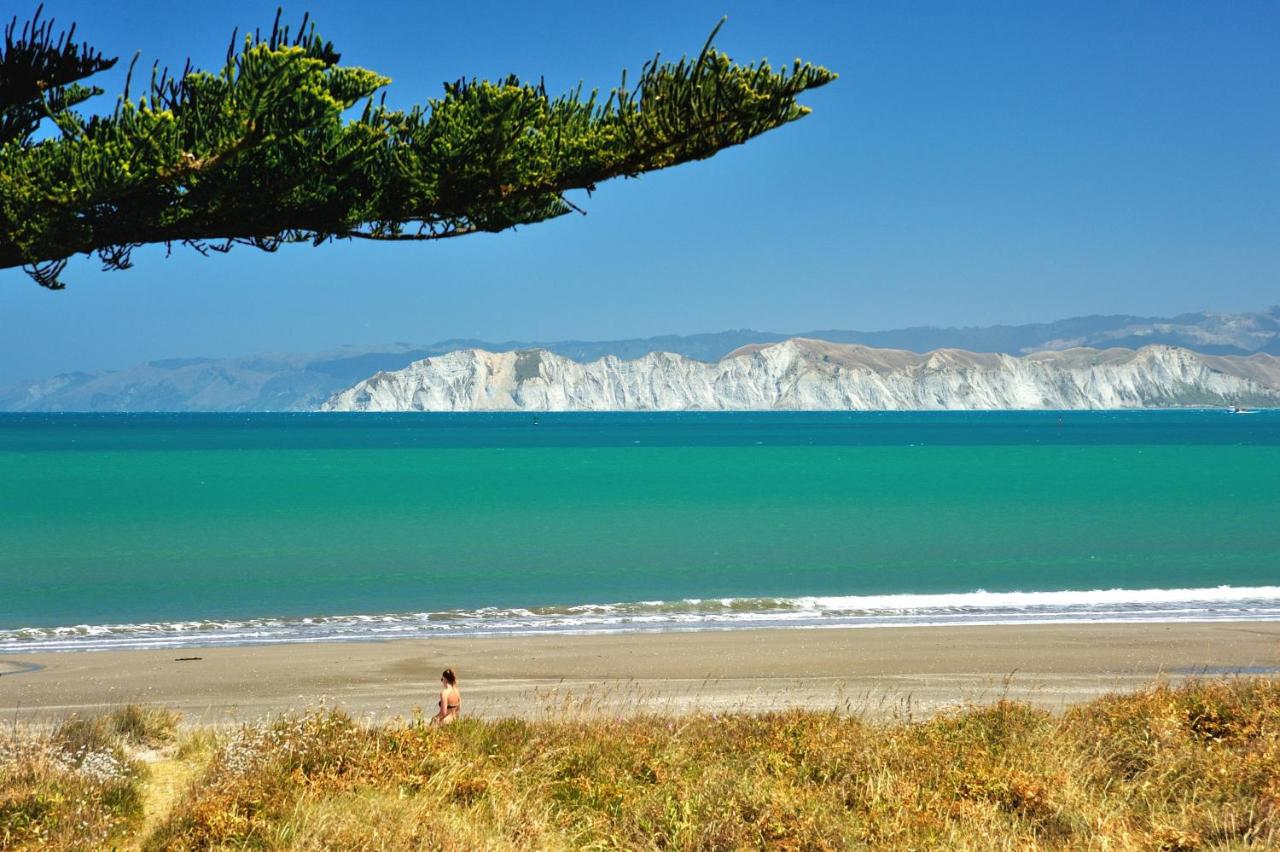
[324,341,1280,412]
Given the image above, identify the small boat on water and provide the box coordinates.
[1227,406,1258,415]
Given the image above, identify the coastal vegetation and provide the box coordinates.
[3,678,1278,849]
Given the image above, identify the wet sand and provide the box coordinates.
[2,622,1278,725]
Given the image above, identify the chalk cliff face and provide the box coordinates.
[321,340,1280,411]
[7,307,1278,412]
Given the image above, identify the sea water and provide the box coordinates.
[2,411,1278,651]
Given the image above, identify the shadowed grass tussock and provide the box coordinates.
[2,680,1278,849]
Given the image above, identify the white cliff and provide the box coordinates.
[321,340,1280,412]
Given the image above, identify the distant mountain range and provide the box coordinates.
[4,306,1278,412]
[323,340,1280,412]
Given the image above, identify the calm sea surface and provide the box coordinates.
[2,411,1278,650]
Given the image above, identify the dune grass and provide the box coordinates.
[3,679,1278,849]
[0,704,178,850]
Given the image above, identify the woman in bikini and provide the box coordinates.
[431,667,461,725]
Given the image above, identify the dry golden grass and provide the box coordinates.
[0,704,177,850]
[4,680,1278,850]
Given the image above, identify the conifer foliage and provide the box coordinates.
[0,8,834,288]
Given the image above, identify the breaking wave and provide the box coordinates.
[5,585,1280,653]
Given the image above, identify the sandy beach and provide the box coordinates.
[2,622,1278,725]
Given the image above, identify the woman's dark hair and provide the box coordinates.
[442,668,457,686]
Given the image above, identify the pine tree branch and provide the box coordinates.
[0,5,116,145]
[0,12,835,288]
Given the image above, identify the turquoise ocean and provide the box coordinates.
[2,411,1278,652]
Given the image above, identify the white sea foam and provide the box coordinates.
[4,586,1280,653]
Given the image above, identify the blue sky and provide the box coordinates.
[1,1,1277,383]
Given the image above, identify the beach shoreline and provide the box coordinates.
[2,621,1278,725]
